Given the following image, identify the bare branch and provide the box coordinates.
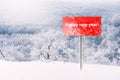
[38,51,49,60]
[38,39,55,60]
[48,39,54,50]
[0,50,5,59]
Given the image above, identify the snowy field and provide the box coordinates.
[0,0,120,80]
[0,61,120,80]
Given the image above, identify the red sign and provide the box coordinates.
[63,16,101,36]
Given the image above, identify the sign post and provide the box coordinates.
[63,16,101,70]
[80,36,82,70]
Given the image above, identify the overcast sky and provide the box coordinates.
[0,0,119,25]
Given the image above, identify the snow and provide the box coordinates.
[0,61,120,80]
[0,0,120,65]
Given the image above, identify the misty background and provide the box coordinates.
[0,0,120,65]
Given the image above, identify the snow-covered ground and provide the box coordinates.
[0,61,120,80]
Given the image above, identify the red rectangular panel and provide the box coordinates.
[63,16,101,36]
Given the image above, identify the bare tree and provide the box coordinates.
[107,48,120,64]
[38,39,54,60]
[0,50,5,59]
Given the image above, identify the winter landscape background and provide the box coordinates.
[0,0,120,65]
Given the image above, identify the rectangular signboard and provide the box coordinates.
[63,16,101,36]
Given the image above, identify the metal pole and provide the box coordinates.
[79,36,82,70]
